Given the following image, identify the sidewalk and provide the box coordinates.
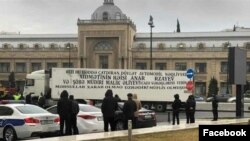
[157,118,209,126]
[24,118,249,141]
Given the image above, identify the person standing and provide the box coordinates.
[57,90,72,135]
[13,89,22,100]
[101,89,118,132]
[132,94,142,128]
[212,94,218,121]
[123,93,137,129]
[114,94,122,102]
[172,94,181,125]
[25,92,34,104]
[69,95,79,135]
[185,95,196,124]
[38,92,45,108]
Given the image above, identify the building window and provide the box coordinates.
[47,63,57,70]
[137,43,146,49]
[158,43,166,50]
[18,43,26,49]
[245,42,250,49]
[155,63,166,70]
[49,43,58,49]
[220,82,231,94]
[115,12,121,19]
[34,43,42,49]
[31,63,42,72]
[247,62,250,73]
[220,62,228,73]
[0,63,10,73]
[2,43,10,49]
[177,43,185,48]
[16,63,26,73]
[195,63,207,73]
[99,56,108,69]
[94,41,113,50]
[136,63,147,70]
[194,82,206,97]
[175,62,187,70]
[62,63,73,68]
[103,12,109,20]
[223,42,231,48]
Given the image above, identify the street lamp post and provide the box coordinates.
[226,42,230,94]
[148,15,154,70]
[68,43,71,68]
[121,56,124,69]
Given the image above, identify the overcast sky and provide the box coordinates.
[0,0,249,34]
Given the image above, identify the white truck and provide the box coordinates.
[23,68,193,112]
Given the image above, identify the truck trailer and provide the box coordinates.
[23,68,193,112]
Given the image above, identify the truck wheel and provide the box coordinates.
[143,103,151,110]
[156,103,166,112]
[3,126,17,141]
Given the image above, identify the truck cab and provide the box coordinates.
[23,70,49,100]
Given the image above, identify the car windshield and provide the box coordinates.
[79,105,101,112]
[16,105,49,114]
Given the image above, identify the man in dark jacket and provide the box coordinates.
[114,94,122,102]
[25,92,34,104]
[38,92,45,108]
[69,95,79,135]
[101,89,118,132]
[185,95,196,123]
[57,90,72,135]
[212,94,218,121]
[172,94,182,125]
[123,93,137,129]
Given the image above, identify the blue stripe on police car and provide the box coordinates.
[0,119,25,127]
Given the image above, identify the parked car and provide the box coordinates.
[0,100,59,141]
[75,99,94,105]
[114,102,156,130]
[95,102,156,130]
[194,95,204,101]
[227,94,250,103]
[46,104,104,134]
[206,94,232,102]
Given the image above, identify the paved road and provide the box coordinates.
[156,102,250,123]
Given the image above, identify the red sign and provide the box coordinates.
[186,81,193,91]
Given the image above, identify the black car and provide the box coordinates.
[96,102,157,130]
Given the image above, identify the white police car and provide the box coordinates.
[0,100,59,141]
[46,104,104,134]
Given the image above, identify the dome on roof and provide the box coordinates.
[91,0,127,20]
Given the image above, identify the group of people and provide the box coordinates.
[101,89,141,132]
[57,89,219,135]
[0,89,24,101]
[57,90,80,136]
[123,93,142,129]
[172,93,219,125]
[0,88,49,110]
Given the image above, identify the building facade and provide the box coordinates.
[1,0,250,96]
